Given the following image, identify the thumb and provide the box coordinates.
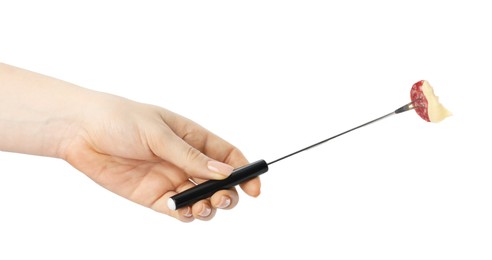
[152,132,234,180]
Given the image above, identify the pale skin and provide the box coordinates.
[0,63,261,222]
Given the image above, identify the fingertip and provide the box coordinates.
[165,203,194,222]
[240,177,261,197]
[177,206,194,222]
[192,200,216,221]
[211,190,239,210]
[216,195,232,209]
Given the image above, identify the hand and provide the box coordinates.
[0,63,260,222]
[60,94,261,222]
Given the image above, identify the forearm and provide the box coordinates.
[0,63,90,158]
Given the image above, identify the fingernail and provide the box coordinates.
[217,196,231,209]
[182,207,192,218]
[199,206,212,217]
[207,161,234,178]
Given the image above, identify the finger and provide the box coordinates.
[240,177,261,197]
[151,180,197,222]
[188,137,262,198]
[159,109,261,197]
[174,179,216,220]
[152,191,194,222]
[148,125,234,180]
[159,109,245,166]
[161,179,219,221]
[191,199,216,221]
[223,147,262,197]
[210,189,239,210]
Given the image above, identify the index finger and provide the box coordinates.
[160,109,261,197]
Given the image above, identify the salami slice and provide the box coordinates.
[410,80,451,123]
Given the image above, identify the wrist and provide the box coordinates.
[0,63,91,158]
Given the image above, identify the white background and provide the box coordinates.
[1,1,491,259]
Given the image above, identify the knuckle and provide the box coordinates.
[182,146,203,174]
[185,146,201,162]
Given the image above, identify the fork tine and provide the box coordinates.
[394,101,416,114]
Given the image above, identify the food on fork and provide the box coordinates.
[410,80,451,122]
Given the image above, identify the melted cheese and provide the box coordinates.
[422,81,452,122]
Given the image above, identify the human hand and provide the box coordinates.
[59,94,261,222]
[0,63,259,222]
